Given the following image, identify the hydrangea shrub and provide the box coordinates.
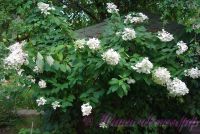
[1,1,200,133]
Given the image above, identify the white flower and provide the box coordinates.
[127,78,136,84]
[60,11,64,14]
[32,57,36,62]
[37,2,55,15]
[86,38,100,50]
[184,67,200,79]
[131,57,153,74]
[75,39,86,49]
[157,29,174,42]
[17,69,24,76]
[8,41,25,51]
[62,5,67,9]
[52,101,61,110]
[115,32,121,36]
[81,102,92,116]
[106,3,119,13]
[36,97,47,106]
[31,78,36,83]
[124,12,148,24]
[152,67,171,86]
[176,41,188,55]
[6,96,10,100]
[33,66,40,73]
[38,80,46,88]
[166,78,189,96]
[102,49,120,65]
[46,56,54,66]
[4,41,28,70]
[124,14,133,23]
[122,28,136,41]
[25,59,29,65]
[99,122,108,128]
[27,75,36,83]
[138,13,148,20]
[192,24,200,30]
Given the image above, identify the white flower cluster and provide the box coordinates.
[106,3,119,13]
[121,28,136,41]
[166,78,189,96]
[152,67,171,86]
[127,78,136,84]
[62,5,67,9]
[86,38,100,50]
[33,66,41,73]
[52,101,61,110]
[131,57,153,74]
[81,102,92,116]
[4,41,28,69]
[124,12,148,24]
[74,39,86,49]
[176,41,188,55]
[36,97,61,110]
[192,24,200,30]
[38,79,47,88]
[36,97,47,106]
[99,122,108,128]
[102,49,120,65]
[17,69,24,76]
[37,2,55,15]
[184,67,200,79]
[27,75,36,83]
[157,29,174,42]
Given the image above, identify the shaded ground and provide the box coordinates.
[0,111,41,134]
[0,127,11,134]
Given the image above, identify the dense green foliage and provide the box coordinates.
[0,0,199,134]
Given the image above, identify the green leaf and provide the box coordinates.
[53,61,60,70]
[62,101,72,107]
[109,78,119,85]
[110,85,119,92]
[68,95,75,102]
[117,89,124,98]
[57,53,63,61]
[91,97,98,103]
[143,77,151,85]
[36,52,44,72]
[60,64,67,72]
[80,92,88,99]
